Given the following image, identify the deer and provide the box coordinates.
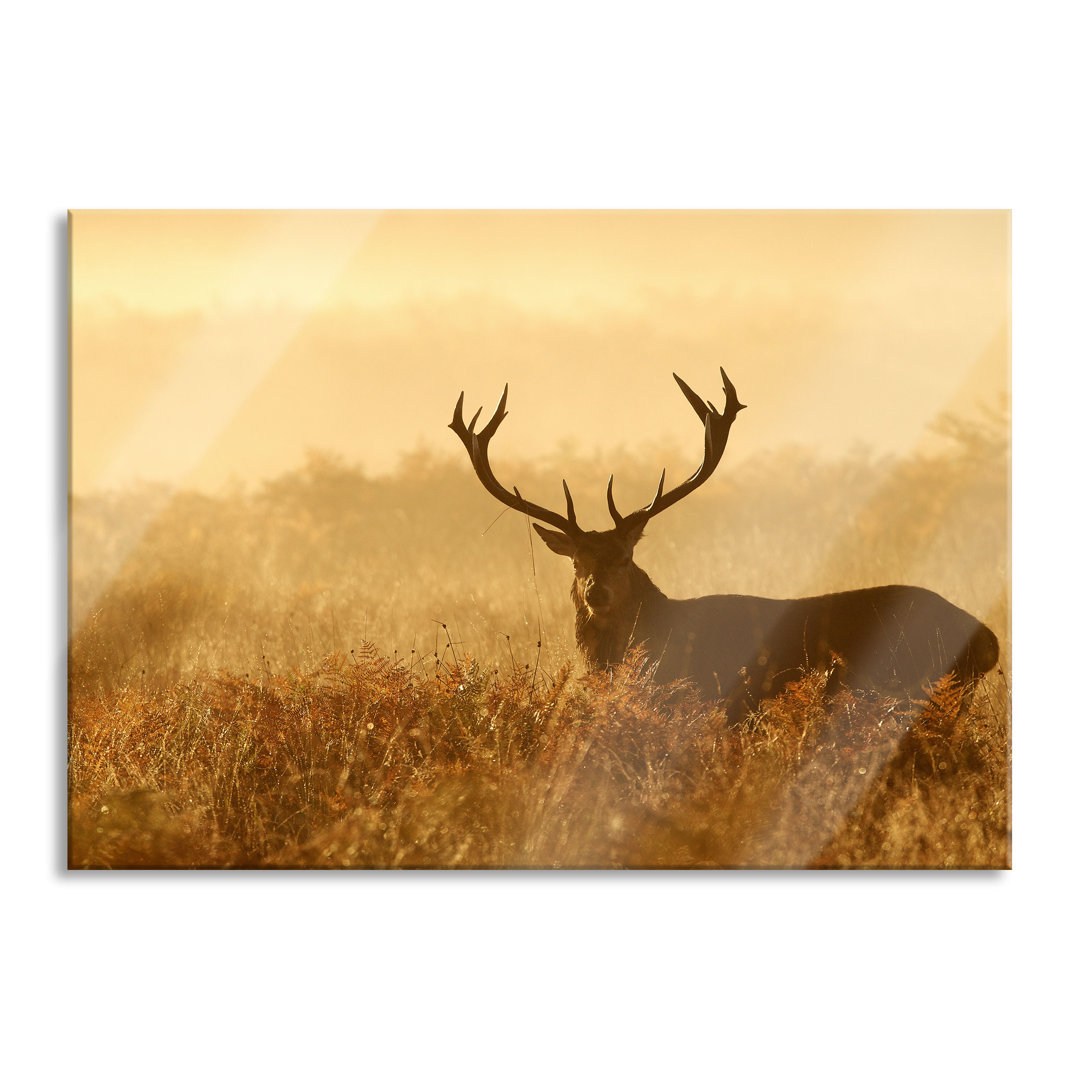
[449,369,999,718]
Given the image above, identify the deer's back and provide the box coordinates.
[642,583,998,704]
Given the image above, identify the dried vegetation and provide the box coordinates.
[69,419,1009,869]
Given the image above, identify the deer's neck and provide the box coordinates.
[573,564,667,670]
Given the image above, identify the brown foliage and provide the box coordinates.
[68,646,1009,869]
[69,431,1008,869]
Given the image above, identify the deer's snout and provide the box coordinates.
[583,578,612,611]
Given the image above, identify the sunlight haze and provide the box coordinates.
[70,210,1009,497]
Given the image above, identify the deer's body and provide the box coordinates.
[451,369,999,714]
[573,561,997,712]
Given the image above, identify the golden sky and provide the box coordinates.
[70,210,1009,496]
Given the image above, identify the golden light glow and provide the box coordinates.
[71,210,1009,495]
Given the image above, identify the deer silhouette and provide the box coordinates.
[450,370,999,716]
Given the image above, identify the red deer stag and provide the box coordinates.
[450,370,999,716]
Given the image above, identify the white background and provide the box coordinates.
[6,2,1077,1076]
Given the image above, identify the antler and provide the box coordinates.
[606,368,746,530]
[449,383,582,535]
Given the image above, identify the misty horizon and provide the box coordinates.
[70,210,1009,496]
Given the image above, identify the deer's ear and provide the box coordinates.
[533,523,577,557]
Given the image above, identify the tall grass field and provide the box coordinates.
[69,420,1009,868]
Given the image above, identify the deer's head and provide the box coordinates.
[450,370,746,626]
[531,524,645,624]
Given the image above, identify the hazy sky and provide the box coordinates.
[71,210,1009,496]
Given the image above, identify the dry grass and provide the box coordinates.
[68,423,1009,869]
[68,644,1009,869]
